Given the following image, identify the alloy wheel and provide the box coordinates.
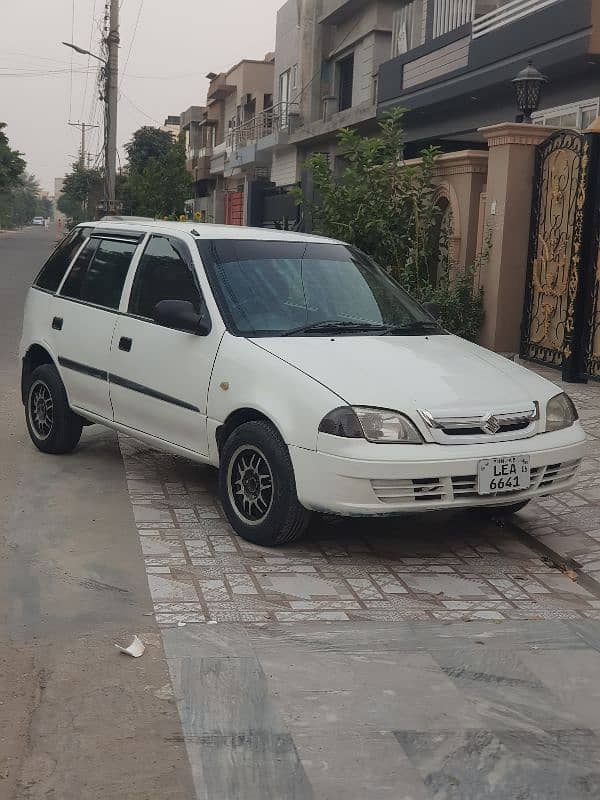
[227,445,274,526]
[29,380,54,440]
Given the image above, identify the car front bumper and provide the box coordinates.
[290,425,586,516]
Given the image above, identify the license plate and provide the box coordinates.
[477,456,531,496]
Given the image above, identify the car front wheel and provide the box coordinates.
[219,420,311,546]
[25,364,83,454]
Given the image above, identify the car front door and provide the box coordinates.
[54,233,142,420]
[109,234,223,456]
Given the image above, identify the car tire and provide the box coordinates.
[484,500,531,516]
[25,363,83,454]
[219,420,311,546]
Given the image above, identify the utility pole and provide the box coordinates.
[68,122,99,169]
[62,0,119,216]
[105,0,120,213]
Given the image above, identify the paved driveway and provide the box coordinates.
[120,435,599,625]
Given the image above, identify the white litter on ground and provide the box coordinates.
[114,635,146,658]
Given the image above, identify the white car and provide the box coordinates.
[20,219,585,546]
[32,216,45,226]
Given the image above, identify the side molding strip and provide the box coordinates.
[58,356,108,381]
[58,356,200,413]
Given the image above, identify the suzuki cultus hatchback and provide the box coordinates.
[20,219,586,546]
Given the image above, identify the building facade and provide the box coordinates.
[206,56,276,224]
[161,115,181,140]
[377,0,600,151]
[223,0,399,227]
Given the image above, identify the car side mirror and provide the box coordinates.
[152,300,211,336]
[423,301,441,320]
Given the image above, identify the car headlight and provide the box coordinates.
[545,393,578,432]
[319,406,423,444]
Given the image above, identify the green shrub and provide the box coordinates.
[295,109,487,341]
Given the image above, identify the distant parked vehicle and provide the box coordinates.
[32,217,45,226]
[19,218,586,547]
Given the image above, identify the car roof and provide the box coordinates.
[80,217,342,245]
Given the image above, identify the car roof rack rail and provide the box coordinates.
[99,215,157,222]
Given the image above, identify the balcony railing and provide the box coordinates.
[432,0,472,38]
[226,102,300,150]
[472,0,561,38]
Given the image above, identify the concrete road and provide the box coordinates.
[2,226,600,800]
[0,227,194,799]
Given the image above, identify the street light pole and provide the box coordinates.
[62,0,119,215]
[105,0,120,212]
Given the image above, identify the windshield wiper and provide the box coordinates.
[282,320,389,337]
[383,320,444,335]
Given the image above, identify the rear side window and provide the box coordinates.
[60,238,138,310]
[128,236,201,318]
[33,228,90,292]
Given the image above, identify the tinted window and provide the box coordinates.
[199,240,435,337]
[61,238,138,309]
[33,228,90,292]
[59,239,99,299]
[129,236,201,319]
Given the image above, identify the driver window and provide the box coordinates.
[129,236,201,319]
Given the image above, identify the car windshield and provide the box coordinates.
[197,240,443,337]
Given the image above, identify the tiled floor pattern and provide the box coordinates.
[118,433,600,626]
[518,364,600,585]
[162,620,600,800]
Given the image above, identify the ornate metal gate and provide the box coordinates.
[521,129,600,381]
[588,235,600,380]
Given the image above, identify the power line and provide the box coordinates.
[0,50,74,65]
[81,0,99,121]
[120,0,144,87]
[120,89,160,124]
[0,68,96,79]
[126,70,214,80]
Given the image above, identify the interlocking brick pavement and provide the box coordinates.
[118,417,600,626]
[516,364,600,586]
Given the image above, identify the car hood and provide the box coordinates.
[252,334,557,414]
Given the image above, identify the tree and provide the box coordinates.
[0,122,25,193]
[124,126,174,174]
[119,128,190,218]
[295,110,442,288]
[38,195,53,219]
[58,164,103,224]
[0,173,46,228]
[294,110,486,340]
[0,122,28,228]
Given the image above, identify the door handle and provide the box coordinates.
[52,316,63,331]
[119,337,133,352]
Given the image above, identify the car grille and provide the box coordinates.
[371,460,581,505]
[442,420,531,436]
[419,407,538,444]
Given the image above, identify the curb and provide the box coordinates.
[502,515,600,599]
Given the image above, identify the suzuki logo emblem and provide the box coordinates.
[481,412,501,435]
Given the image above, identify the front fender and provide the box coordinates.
[207,335,344,457]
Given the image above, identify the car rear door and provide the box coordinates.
[54,230,143,420]
[109,233,223,456]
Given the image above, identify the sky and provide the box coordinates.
[0,0,283,192]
